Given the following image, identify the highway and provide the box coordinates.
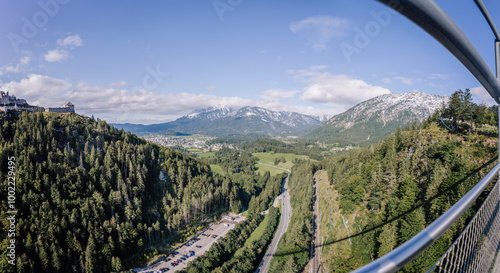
[255,176,292,273]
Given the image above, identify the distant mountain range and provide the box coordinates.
[114,91,449,144]
[306,91,449,146]
[113,106,328,137]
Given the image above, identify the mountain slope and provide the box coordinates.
[319,110,498,272]
[114,106,325,137]
[0,111,244,272]
[307,91,448,146]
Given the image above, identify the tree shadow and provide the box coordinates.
[273,156,498,258]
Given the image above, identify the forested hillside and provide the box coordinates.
[0,111,267,273]
[269,161,318,272]
[319,92,498,272]
[306,91,448,147]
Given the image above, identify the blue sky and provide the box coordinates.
[0,0,499,124]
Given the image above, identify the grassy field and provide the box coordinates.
[252,152,311,170]
[196,151,216,158]
[234,200,282,257]
[234,213,269,256]
[210,164,224,175]
[254,163,288,176]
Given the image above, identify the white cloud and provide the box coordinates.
[290,67,390,107]
[1,74,337,124]
[0,56,30,75]
[0,74,71,106]
[260,89,300,101]
[45,49,70,62]
[381,77,392,84]
[470,86,495,106]
[393,76,413,85]
[57,34,83,48]
[290,16,349,50]
[310,65,328,71]
[430,73,454,80]
[20,56,30,65]
[44,34,82,63]
[205,85,216,90]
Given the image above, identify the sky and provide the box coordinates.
[0,0,499,124]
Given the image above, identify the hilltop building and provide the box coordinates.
[45,102,75,113]
[0,91,44,111]
[0,91,27,105]
[0,91,75,113]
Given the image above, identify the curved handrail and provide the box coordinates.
[350,1,500,272]
[376,0,500,103]
[351,162,500,273]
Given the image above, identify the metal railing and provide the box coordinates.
[428,174,500,273]
[376,0,500,102]
[350,0,500,272]
[351,163,500,273]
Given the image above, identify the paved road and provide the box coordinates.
[255,177,292,273]
[310,176,321,273]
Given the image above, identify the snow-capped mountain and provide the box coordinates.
[307,91,449,146]
[114,106,325,137]
[186,105,233,121]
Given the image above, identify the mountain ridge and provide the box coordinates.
[307,91,449,146]
[113,106,326,137]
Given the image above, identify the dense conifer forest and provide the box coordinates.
[0,111,281,273]
[269,161,318,272]
[319,92,498,272]
[267,90,498,272]
[1,90,496,273]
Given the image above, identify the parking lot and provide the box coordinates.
[136,213,245,273]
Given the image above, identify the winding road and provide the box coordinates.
[255,176,292,273]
